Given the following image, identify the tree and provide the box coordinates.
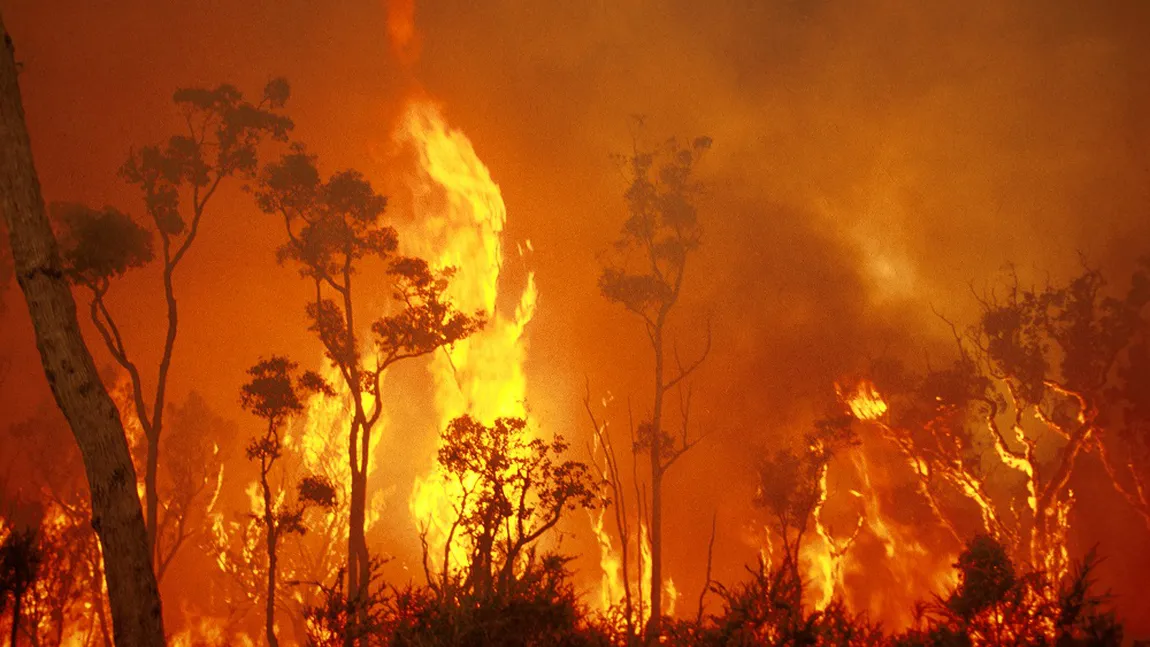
[4,406,117,646]
[0,14,164,645]
[427,415,600,600]
[56,79,293,571]
[893,535,1123,646]
[240,356,337,647]
[844,260,1150,584]
[0,520,41,646]
[153,392,235,580]
[3,507,103,647]
[754,412,860,609]
[256,146,483,610]
[597,130,712,643]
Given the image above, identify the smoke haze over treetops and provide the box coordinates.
[1,0,1149,633]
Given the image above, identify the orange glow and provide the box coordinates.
[399,98,539,574]
[4,1,1150,641]
[386,0,421,66]
[838,380,888,421]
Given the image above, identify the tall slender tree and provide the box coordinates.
[240,356,337,647]
[256,146,483,612]
[55,80,293,572]
[598,130,712,644]
[0,13,164,644]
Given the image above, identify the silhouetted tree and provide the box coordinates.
[852,260,1150,583]
[4,408,116,646]
[426,415,600,600]
[256,146,483,612]
[152,392,235,580]
[6,508,105,647]
[893,534,1123,646]
[0,13,164,645]
[597,129,711,644]
[697,560,880,647]
[302,558,390,647]
[1,520,41,646]
[54,79,292,572]
[240,356,338,647]
[754,412,859,606]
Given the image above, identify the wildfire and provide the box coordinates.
[838,380,888,421]
[398,98,539,572]
[170,618,254,647]
[589,506,624,611]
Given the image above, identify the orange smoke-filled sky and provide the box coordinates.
[1,0,1149,631]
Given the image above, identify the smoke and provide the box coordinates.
[1,0,1149,634]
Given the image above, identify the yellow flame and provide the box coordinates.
[170,618,254,647]
[398,99,539,574]
[639,522,653,625]
[663,576,679,618]
[851,452,958,625]
[839,380,888,421]
[589,506,624,612]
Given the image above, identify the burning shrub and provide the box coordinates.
[691,557,881,647]
[386,553,610,647]
[302,558,391,647]
[894,535,1123,646]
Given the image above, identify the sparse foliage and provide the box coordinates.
[241,355,338,647]
[855,260,1150,584]
[55,78,293,574]
[256,145,483,608]
[755,412,858,597]
[595,129,712,644]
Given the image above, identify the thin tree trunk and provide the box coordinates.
[0,15,165,646]
[10,588,20,647]
[346,424,367,590]
[147,262,180,557]
[266,535,279,647]
[145,430,160,560]
[340,269,374,640]
[646,324,664,645]
[261,456,280,647]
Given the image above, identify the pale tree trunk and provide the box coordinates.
[0,14,165,647]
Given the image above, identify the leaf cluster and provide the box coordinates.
[600,135,710,322]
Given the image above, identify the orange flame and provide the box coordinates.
[838,380,888,421]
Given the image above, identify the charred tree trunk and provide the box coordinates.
[10,587,21,647]
[0,15,165,647]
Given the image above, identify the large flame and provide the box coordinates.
[839,380,888,422]
[398,99,539,572]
